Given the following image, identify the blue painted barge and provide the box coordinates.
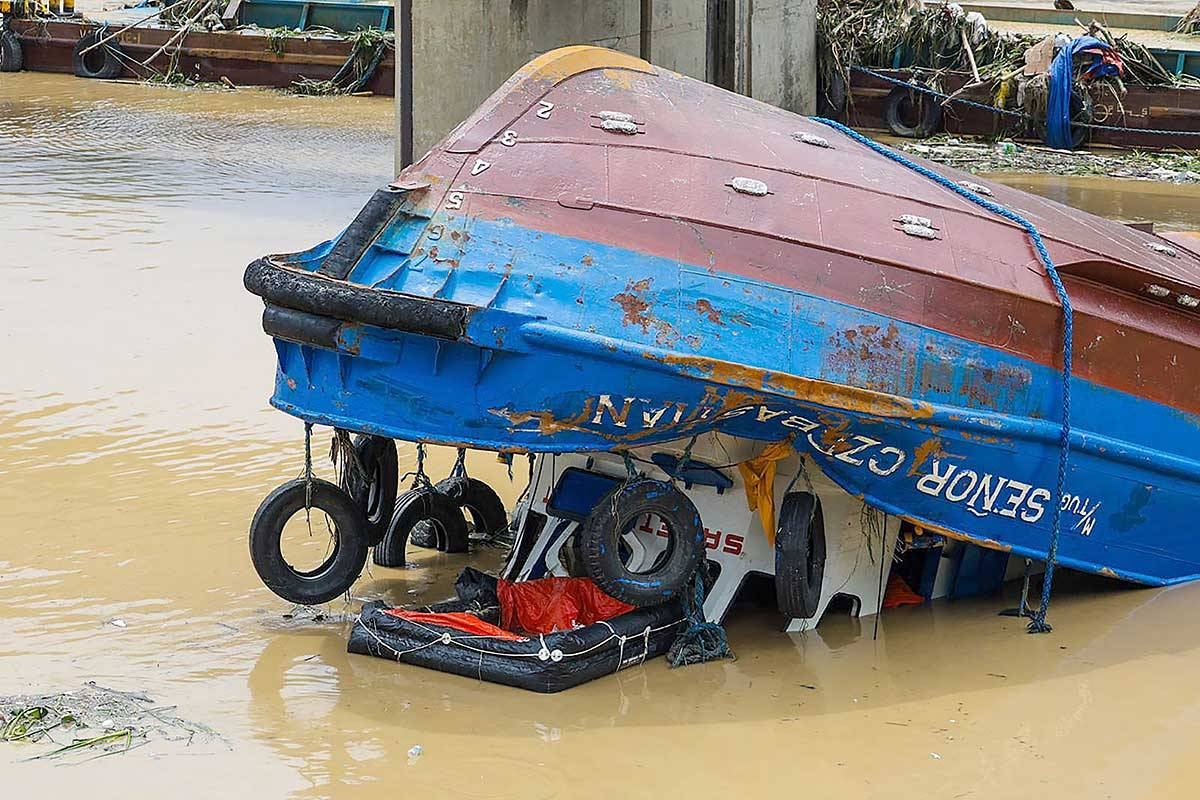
[245,46,1200,588]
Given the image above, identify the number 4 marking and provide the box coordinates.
[536,101,554,119]
[470,159,490,176]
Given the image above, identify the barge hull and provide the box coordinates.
[846,68,1200,151]
[11,19,394,94]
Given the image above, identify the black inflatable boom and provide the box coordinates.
[348,597,686,693]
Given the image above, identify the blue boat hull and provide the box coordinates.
[261,216,1200,587]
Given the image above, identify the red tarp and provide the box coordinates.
[498,576,635,634]
[384,609,528,641]
[383,577,634,639]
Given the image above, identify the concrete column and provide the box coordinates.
[741,0,817,116]
[391,0,817,173]
[403,0,640,161]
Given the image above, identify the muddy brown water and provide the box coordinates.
[3,72,1200,799]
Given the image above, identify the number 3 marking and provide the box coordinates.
[536,101,554,119]
[445,191,464,210]
[499,130,518,147]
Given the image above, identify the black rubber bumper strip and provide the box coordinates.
[318,189,409,279]
[262,305,343,350]
[245,258,471,341]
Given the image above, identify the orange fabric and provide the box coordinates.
[497,577,634,635]
[736,440,795,545]
[384,609,529,641]
[882,574,925,609]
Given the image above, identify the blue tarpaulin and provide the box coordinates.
[1046,35,1112,150]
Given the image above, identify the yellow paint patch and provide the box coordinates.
[649,352,934,421]
[517,45,654,84]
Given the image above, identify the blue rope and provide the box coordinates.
[850,66,1200,138]
[813,117,1073,634]
[667,573,733,667]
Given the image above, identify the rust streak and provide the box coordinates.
[647,352,934,420]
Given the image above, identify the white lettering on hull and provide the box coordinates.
[572,394,1103,536]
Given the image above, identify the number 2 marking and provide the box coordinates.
[499,130,518,147]
[536,101,554,119]
[445,192,464,210]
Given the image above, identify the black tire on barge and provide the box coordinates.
[373,487,470,567]
[73,31,125,79]
[339,435,398,547]
[579,478,705,607]
[774,492,826,619]
[0,29,23,73]
[434,476,508,540]
[249,478,369,605]
[883,84,943,139]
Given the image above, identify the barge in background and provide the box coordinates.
[7,16,394,93]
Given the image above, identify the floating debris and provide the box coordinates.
[0,683,221,762]
[901,135,1200,183]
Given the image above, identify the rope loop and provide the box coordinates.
[411,442,432,490]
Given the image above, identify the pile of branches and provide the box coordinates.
[817,0,1195,89]
[817,0,1031,88]
[1178,3,1200,36]
[161,0,227,28]
[292,27,392,95]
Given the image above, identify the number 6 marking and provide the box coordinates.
[536,101,554,119]
[446,191,464,210]
[499,130,518,147]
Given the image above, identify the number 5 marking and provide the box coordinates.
[536,101,554,119]
[445,191,464,210]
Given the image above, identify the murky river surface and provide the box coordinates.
[4,72,1200,799]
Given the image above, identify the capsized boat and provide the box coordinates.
[245,45,1200,589]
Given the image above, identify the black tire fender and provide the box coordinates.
[340,435,397,547]
[883,85,943,139]
[1036,88,1094,150]
[1,29,23,73]
[249,478,369,605]
[434,476,508,538]
[72,31,125,79]
[373,487,470,566]
[774,492,827,619]
[579,478,705,607]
